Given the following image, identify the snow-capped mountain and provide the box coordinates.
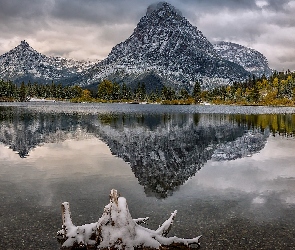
[0,40,95,84]
[78,2,249,90]
[214,41,272,77]
[0,2,273,90]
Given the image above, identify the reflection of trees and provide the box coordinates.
[1,107,291,197]
[233,114,295,136]
[0,107,97,157]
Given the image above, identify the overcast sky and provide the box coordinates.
[0,0,295,71]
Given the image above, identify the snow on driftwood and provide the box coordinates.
[57,189,201,249]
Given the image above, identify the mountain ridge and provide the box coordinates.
[77,2,250,90]
[0,40,96,84]
[214,41,272,77]
[0,2,272,90]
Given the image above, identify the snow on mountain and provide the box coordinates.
[78,2,249,90]
[214,41,272,77]
[0,2,273,90]
[0,40,95,84]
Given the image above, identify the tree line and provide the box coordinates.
[95,80,201,104]
[0,80,84,102]
[205,71,295,106]
[1,70,295,106]
[0,79,202,104]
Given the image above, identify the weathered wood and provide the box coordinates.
[57,189,201,249]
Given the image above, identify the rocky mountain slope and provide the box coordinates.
[0,2,273,90]
[0,40,95,84]
[77,2,249,90]
[214,41,272,77]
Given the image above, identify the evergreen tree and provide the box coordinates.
[192,81,201,103]
[112,82,121,100]
[251,81,260,103]
[134,83,146,101]
[121,83,132,100]
[97,80,113,100]
[161,86,175,100]
[180,88,189,100]
[18,82,28,102]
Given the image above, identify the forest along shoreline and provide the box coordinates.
[1,71,295,106]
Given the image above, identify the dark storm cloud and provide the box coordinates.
[175,0,259,11]
[264,0,291,12]
[0,0,51,37]
[0,0,49,20]
[50,0,151,24]
[0,0,294,70]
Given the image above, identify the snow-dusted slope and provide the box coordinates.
[79,2,249,90]
[0,40,95,84]
[214,41,272,77]
[0,3,274,89]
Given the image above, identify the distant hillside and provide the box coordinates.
[0,40,95,85]
[214,41,272,77]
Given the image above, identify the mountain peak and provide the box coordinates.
[0,40,95,84]
[146,2,182,17]
[20,40,30,47]
[84,2,249,89]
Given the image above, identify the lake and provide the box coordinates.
[1,102,295,249]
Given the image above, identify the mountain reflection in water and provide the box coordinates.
[2,105,295,198]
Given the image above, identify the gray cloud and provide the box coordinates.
[0,0,51,20]
[0,0,294,70]
[264,0,291,12]
[51,0,150,24]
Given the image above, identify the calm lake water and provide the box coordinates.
[1,102,295,249]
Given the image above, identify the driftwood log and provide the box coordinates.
[57,189,201,249]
